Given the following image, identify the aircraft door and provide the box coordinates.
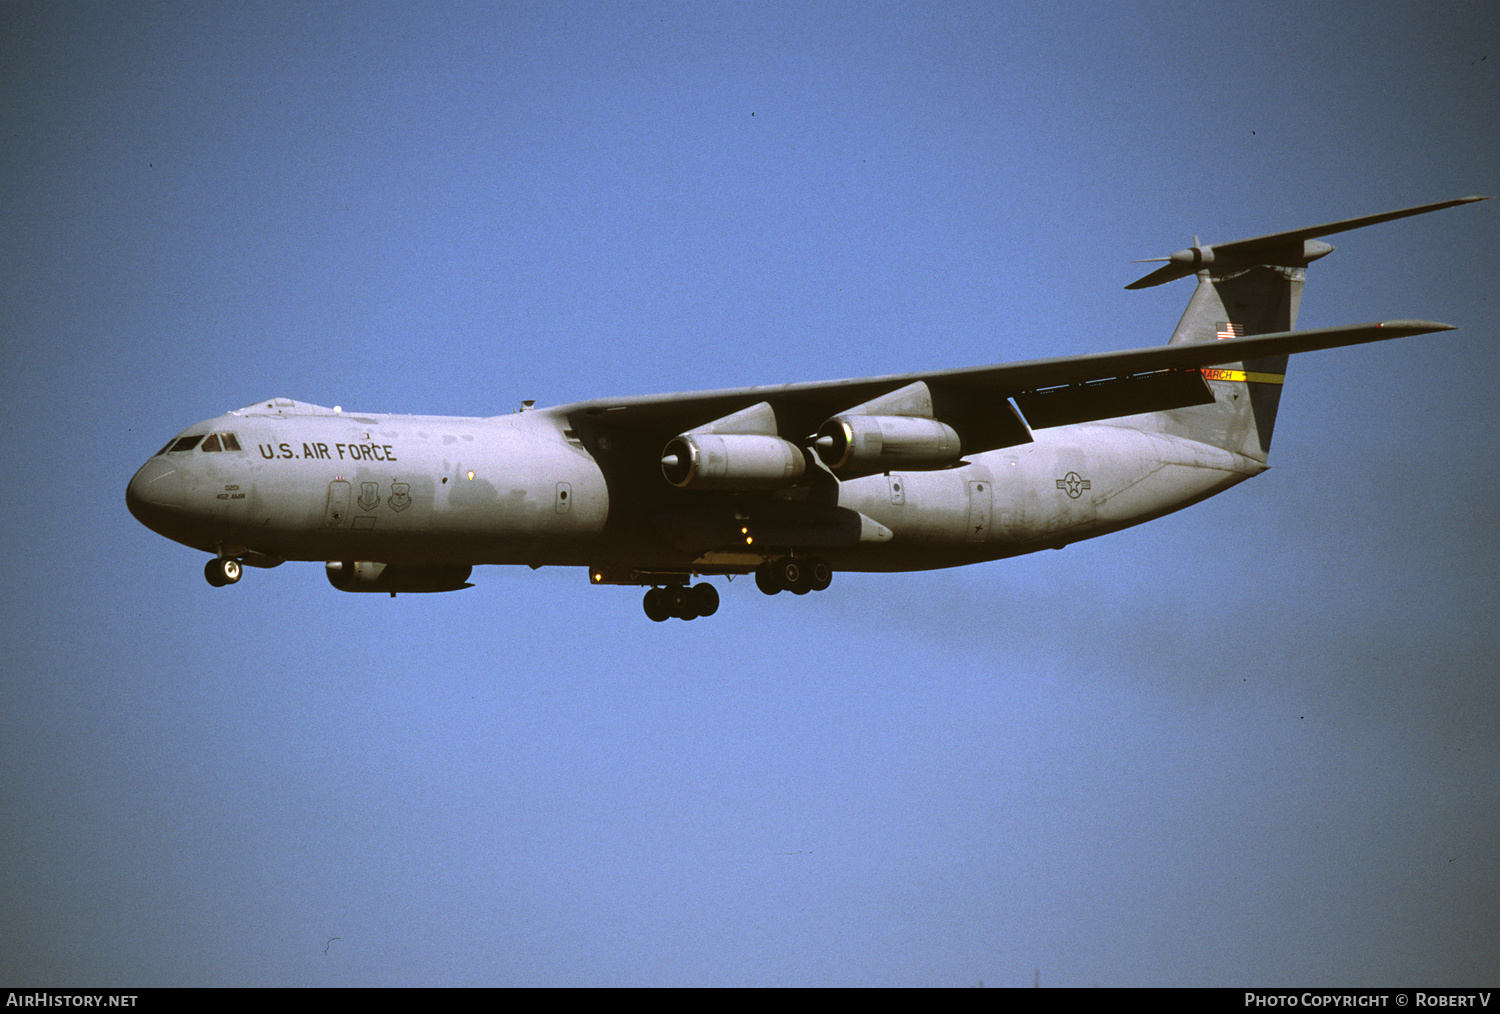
[324,480,351,528]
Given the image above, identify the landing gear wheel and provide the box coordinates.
[667,585,696,620]
[807,557,833,592]
[690,582,719,617]
[776,558,817,595]
[755,562,782,596]
[205,557,242,587]
[755,557,832,597]
[643,587,671,622]
[777,558,806,593]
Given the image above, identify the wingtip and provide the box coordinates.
[1377,319,1457,333]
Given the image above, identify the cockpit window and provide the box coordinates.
[197,431,243,452]
[157,431,240,455]
[156,439,176,456]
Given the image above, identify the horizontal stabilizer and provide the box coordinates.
[1127,196,1490,289]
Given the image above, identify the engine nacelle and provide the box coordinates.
[813,415,962,472]
[660,433,807,490]
[326,561,474,593]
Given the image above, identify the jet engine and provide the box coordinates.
[660,433,808,490]
[813,415,962,472]
[326,561,474,593]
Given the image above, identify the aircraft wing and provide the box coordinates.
[552,320,1452,451]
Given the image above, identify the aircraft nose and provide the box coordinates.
[126,457,186,524]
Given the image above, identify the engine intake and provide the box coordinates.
[813,415,962,472]
[660,433,807,490]
[326,561,474,593]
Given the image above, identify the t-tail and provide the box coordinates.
[1125,196,1488,463]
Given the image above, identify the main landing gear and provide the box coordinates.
[638,556,835,619]
[643,583,720,622]
[755,556,833,596]
[204,556,242,587]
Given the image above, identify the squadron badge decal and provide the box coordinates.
[358,482,380,512]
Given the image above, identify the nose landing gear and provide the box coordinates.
[204,556,242,587]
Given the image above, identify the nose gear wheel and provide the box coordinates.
[204,557,242,587]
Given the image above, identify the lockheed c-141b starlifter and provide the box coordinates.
[127,196,1487,620]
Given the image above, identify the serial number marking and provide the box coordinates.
[259,442,398,462]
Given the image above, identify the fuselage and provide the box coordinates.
[126,397,1264,580]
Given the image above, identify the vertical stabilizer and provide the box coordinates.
[1124,197,1490,463]
[1157,264,1301,462]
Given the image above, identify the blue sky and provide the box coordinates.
[3,0,1497,987]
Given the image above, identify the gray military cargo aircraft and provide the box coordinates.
[127,197,1486,620]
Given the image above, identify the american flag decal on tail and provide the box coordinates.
[1216,321,1244,340]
